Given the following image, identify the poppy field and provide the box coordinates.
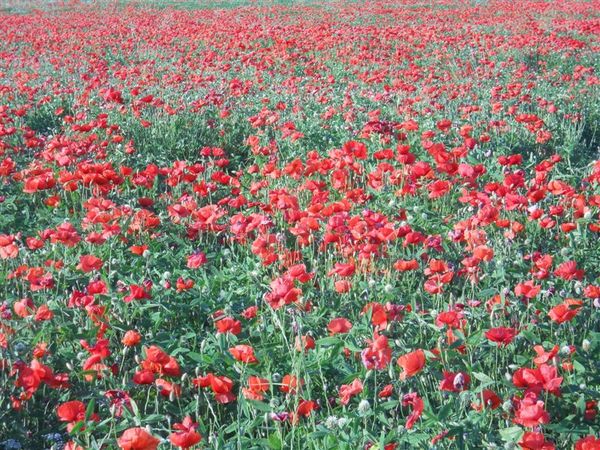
[0,0,599,448]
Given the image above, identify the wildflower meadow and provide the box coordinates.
[0,0,599,449]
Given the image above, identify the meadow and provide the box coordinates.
[0,0,599,448]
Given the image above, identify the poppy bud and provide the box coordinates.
[582,339,591,352]
[14,342,27,355]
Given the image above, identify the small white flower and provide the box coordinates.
[582,339,591,352]
[325,416,338,429]
[357,399,371,415]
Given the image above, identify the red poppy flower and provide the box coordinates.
[242,376,269,401]
[280,374,302,395]
[379,384,394,398]
[394,259,419,272]
[14,298,35,318]
[472,389,502,411]
[338,378,363,405]
[265,276,302,309]
[64,442,86,450]
[229,345,258,364]
[575,436,600,450]
[361,335,392,370]
[187,252,207,269]
[215,317,242,335]
[0,234,19,259]
[169,416,201,449]
[402,392,424,429]
[328,262,356,277]
[194,373,236,404]
[155,378,181,397]
[512,364,563,396]
[435,310,464,329]
[123,284,151,303]
[397,349,426,380]
[334,279,352,293]
[519,432,555,450]
[117,427,160,450]
[327,317,352,335]
[296,399,318,418]
[56,400,85,423]
[122,330,142,347]
[513,392,550,427]
[548,299,582,324]
[294,335,315,352]
[440,371,470,392]
[533,345,558,366]
[242,306,258,319]
[554,260,584,280]
[485,327,518,346]
[34,304,53,321]
[514,281,541,300]
[77,255,103,273]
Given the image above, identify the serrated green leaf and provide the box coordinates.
[500,426,523,443]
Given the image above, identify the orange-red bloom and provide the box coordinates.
[397,349,426,380]
[339,378,363,405]
[117,427,160,450]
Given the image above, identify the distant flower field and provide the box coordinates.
[0,1,599,449]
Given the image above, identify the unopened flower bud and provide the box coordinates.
[582,339,591,352]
